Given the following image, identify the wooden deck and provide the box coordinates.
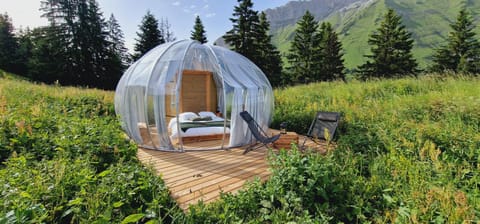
[137,133,331,210]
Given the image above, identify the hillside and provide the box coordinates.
[264,0,361,31]
[1,72,479,222]
[268,0,480,70]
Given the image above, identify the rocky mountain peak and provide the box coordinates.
[264,0,363,30]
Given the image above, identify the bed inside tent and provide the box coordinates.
[115,39,274,152]
[138,69,230,150]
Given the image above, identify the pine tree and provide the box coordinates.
[101,13,128,89]
[107,14,130,65]
[358,9,418,79]
[15,28,34,77]
[133,11,164,60]
[431,9,480,74]
[83,0,110,86]
[287,10,322,84]
[318,22,346,82]
[39,0,76,83]
[223,0,260,61]
[191,15,207,44]
[0,13,20,73]
[255,12,283,87]
[28,26,69,83]
[36,0,124,89]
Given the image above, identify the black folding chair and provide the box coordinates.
[301,111,340,148]
[240,111,281,154]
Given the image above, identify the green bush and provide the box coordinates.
[0,155,183,223]
[189,75,480,223]
[0,78,185,223]
[1,74,479,223]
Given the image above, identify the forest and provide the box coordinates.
[0,0,479,223]
[1,0,479,89]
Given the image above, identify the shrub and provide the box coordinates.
[190,75,480,222]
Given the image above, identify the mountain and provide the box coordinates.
[214,0,361,48]
[264,0,361,31]
[266,0,480,70]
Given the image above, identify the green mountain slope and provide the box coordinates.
[271,0,480,70]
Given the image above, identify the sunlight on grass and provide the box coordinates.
[0,72,479,223]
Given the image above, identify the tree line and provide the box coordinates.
[0,0,175,90]
[0,0,129,89]
[222,0,480,85]
[1,0,479,89]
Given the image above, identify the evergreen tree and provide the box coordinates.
[286,10,322,84]
[133,11,164,60]
[15,28,34,77]
[107,14,130,65]
[36,0,124,89]
[191,15,207,44]
[82,0,110,86]
[39,0,76,83]
[357,9,418,79]
[223,0,260,61]
[0,13,20,73]
[28,26,69,83]
[431,9,480,74]
[318,22,346,82]
[255,12,283,87]
[104,14,128,89]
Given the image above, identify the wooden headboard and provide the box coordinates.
[165,70,217,118]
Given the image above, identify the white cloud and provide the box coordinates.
[190,4,196,9]
[203,4,209,9]
[205,13,216,18]
[183,8,191,13]
[172,1,180,6]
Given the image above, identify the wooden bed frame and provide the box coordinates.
[139,69,227,147]
[172,133,230,144]
[138,123,229,146]
[170,69,226,145]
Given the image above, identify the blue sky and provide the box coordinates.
[3,0,291,52]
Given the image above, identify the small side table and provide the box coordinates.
[273,131,299,149]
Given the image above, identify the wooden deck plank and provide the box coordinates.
[161,154,265,184]
[165,154,264,187]
[136,131,331,210]
[142,151,246,173]
[201,171,271,204]
[178,170,271,209]
[171,160,268,198]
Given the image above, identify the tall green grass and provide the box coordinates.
[1,71,478,223]
[191,74,479,223]
[0,76,184,223]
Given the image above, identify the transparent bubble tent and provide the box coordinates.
[115,40,274,151]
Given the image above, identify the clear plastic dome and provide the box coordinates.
[115,40,274,151]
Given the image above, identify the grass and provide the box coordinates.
[0,73,184,223]
[194,73,479,223]
[0,69,479,222]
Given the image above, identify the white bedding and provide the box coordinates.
[169,112,230,139]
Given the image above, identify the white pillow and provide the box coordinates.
[198,111,217,118]
[179,112,199,121]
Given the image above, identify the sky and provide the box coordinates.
[2,0,291,52]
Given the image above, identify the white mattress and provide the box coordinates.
[169,115,230,139]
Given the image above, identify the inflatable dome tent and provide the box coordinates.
[115,40,274,151]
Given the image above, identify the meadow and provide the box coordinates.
[0,69,478,223]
